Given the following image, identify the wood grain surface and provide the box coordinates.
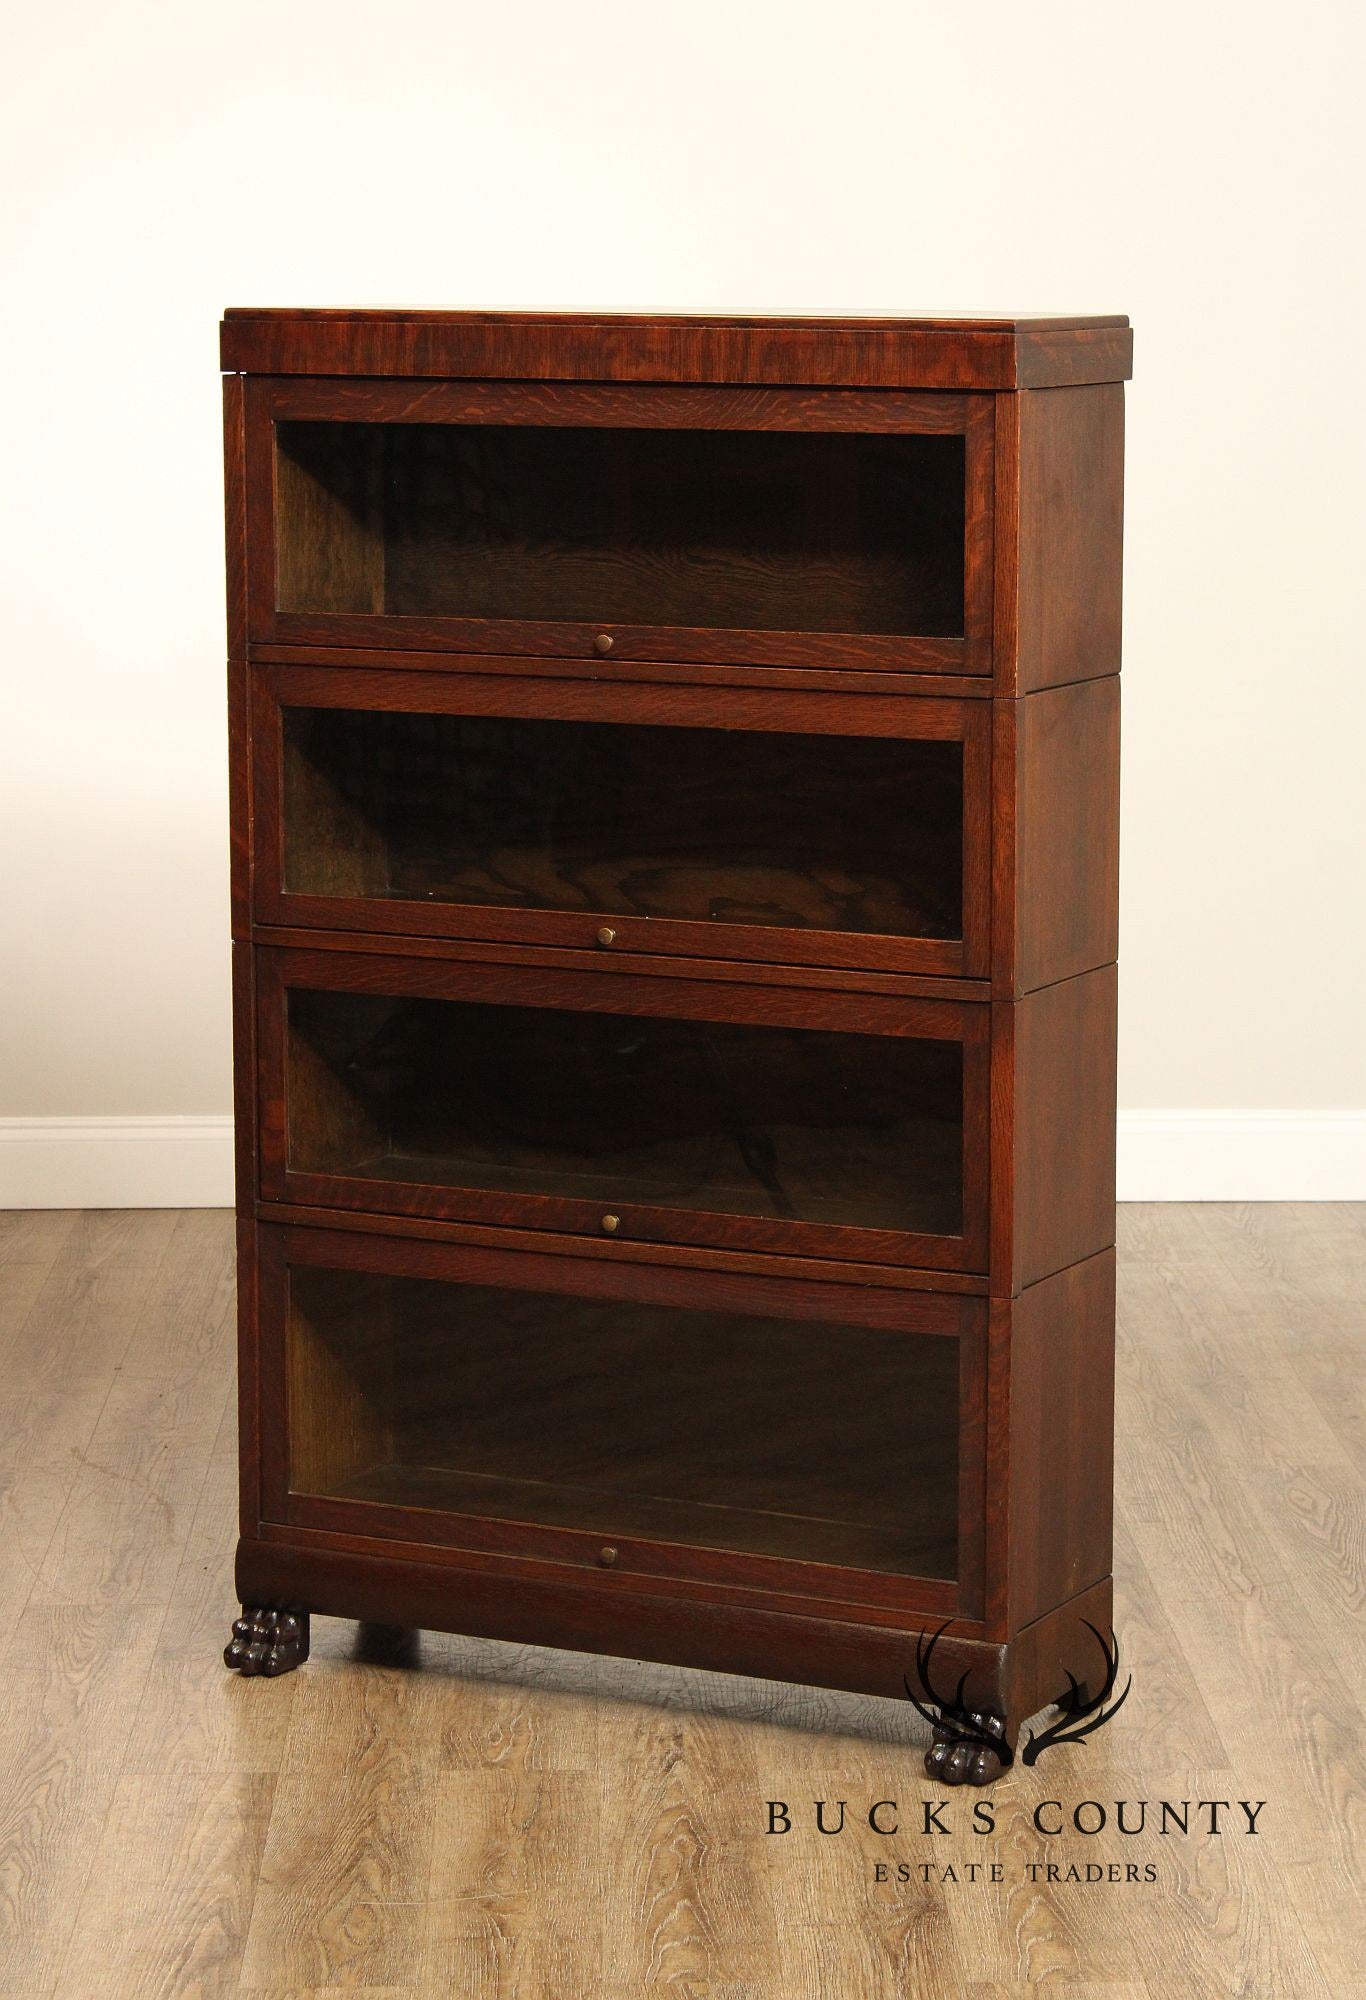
[240,374,999,673]
[251,664,990,981]
[253,945,993,1273]
[0,1203,1358,1996]
[219,309,1134,391]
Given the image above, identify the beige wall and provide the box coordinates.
[1,1,1363,1189]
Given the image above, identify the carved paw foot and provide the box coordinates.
[224,1607,309,1677]
[923,1711,1008,1786]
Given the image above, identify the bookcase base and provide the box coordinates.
[233,1533,1110,1748]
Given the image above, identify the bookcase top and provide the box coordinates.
[220,308,1132,391]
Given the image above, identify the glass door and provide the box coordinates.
[253,667,990,978]
[245,379,995,673]
[258,1224,987,1617]
[257,948,990,1271]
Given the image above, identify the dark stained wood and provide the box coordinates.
[954,1317,989,1621]
[262,619,970,676]
[255,922,991,1003]
[273,419,384,615]
[243,377,991,672]
[259,1223,974,1613]
[1016,324,1134,389]
[1002,1575,1115,1729]
[230,940,258,1215]
[1014,384,1126,692]
[261,940,979,1040]
[270,1175,970,1275]
[220,308,1133,392]
[235,1527,1113,1726]
[259,1200,993,1296]
[1000,1248,1116,1633]
[982,1257,1013,1633]
[993,675,1121,994]
[254,374,983,432]
[261,897,970,982]
[238,1529,991,1688]
[990,392,1020,692]
[223,1605,308,1676]
[222,306,1126,1731]
[255,943,992,1273]
[226,660,252,939]
[994,966,1119,1293]
[235,1211,260,1536]
[286,1484,965,1622]
[961,707,993,978]
[253,660,978,736]
[222,375,248,658]
[962,398,996,676]
[254,1224,960,1384]
[283,998,384,1176]
[262,1511,966,1631]
[225,376,253,945]
[281,1258,393,1500]
[250,663,991,980]
[252,640,995,701]
[989,698,1019,994]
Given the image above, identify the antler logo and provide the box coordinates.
[1019,1621,1131,1764]
[906,1621,1132,1785]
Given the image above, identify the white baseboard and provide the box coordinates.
[0,1111,1362,1210]
[0,1116,236,1209]
[1116,1110,1366,1201]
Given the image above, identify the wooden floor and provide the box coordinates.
[0,1206,1361,1997]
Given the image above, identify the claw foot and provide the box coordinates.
[224,1607,309,1677]
[923,1711,1008,1786]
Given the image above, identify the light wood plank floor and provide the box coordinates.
[0,1206,1361,1997]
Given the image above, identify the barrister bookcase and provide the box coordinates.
[221,309,1129,1784]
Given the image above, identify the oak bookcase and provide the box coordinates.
[221,309,1129,1784]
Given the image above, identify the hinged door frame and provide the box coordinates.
[255,944,992,1273]
[251,662,992,979]
[242,376,996,674]
[253,1220,989,1626]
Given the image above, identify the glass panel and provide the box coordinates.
[283,707,963,942]
[287,1263,960,1578]
[287,988,963,1237]
[274,422,965,636]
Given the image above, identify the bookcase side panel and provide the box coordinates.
[999,964,1118,1294]
[1006,675,1121,994]
[1015,384,1125,693]
[1004,1249,1116,1634]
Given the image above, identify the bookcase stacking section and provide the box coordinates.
[265,1227,978,1607]
[258,946,987,1267]
[223,309,1129,1779]
[253,668,989,976]
[243,376,996,671]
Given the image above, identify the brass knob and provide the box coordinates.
[596,926,616,947]
[599,1545,619,1567]
[593,633,614,655]
[601,1213,620,1234]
